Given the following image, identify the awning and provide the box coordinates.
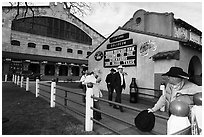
[2,51,88,65]
[151,50,180,61]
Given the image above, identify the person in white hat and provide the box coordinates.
[113,65,126,112]
[148,67,202,114]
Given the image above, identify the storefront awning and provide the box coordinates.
[2,51,88,65]
[150,50,180,61]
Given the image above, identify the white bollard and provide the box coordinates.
[17,75,20,86]
[85,83,94,131]
[50,80,56,108]
[26,77,29,91]
[36,78,40,97]
[5,74,8,82]
[14,75,17,84]
[160,83,166,112]
[12,74,14,82]
[20,76,24,88]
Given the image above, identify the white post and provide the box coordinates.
[85,83,94,131]
[26,77,29,91]
[14,75,17,84]
[5,74,8,82]
[20,76,24,88]
[12,74,14,82]
[50,80,56,108]
[17,75,20,86]
[36,78,40,97]
[160,84,166,112]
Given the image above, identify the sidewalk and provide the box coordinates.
[2,82,97,135]
[2,82,168,135]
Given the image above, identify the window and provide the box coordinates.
[42,45,49,50]
[136,17,141,25]
[11,40,20,46]
[77,50,83,55]
[67,48,73,53]
[56,47,62,51]
[87,51,92,56]
[11,17,92,45]
[28,42,36,48]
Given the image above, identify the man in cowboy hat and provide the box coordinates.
[105,68,116,106]
[148,67,202,114]
[113,65,126,112]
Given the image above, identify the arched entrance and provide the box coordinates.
[188,56,202,85]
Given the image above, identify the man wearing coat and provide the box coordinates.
[113,65,126,112]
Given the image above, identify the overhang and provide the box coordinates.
[2,51,88,65]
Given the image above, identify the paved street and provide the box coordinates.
[2,81,169,135]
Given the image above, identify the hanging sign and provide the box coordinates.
[104,45,136,67]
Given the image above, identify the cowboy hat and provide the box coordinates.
[162,67,189,79]
[134,110,155,132]
[117,65,124,69]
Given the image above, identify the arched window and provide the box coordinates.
[77,50,83,55]
[11,40,20,46]
[56,47,62,51]
[28,42,36,48]
[11,16,92,45]
[67,48,73,53]
[42,45,49,50]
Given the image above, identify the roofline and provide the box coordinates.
[174,18,202,36]
[86,27,121,58]
[120,27,189,42]
[2,5,106,40]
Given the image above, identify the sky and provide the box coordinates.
[80,1,202,37]
[1,1,203,38]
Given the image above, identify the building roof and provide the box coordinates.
[2,51,88,65]
[2,4,106,40]
[174,19,202,36]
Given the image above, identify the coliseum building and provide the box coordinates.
[88,9,202,96]
[2,2,105,81]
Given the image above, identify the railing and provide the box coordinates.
[13,77,168,134]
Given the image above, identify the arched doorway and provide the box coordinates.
[188,56,202,85]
